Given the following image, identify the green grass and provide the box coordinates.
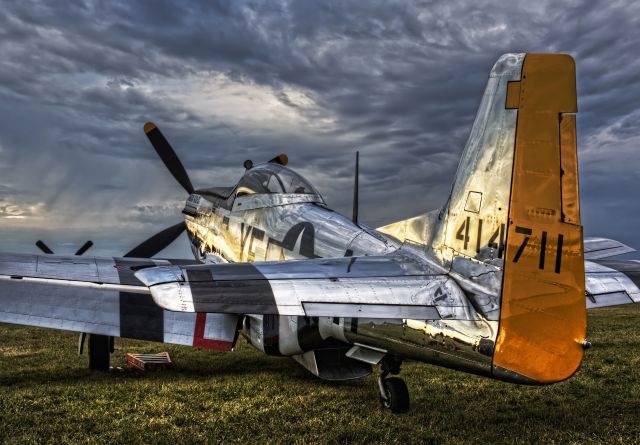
[1,306,639,445]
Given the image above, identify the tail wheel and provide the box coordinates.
[380,377,410,413]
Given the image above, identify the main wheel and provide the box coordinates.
[381,377,410,413]
[88,334,110,371]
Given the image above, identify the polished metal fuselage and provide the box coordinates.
[183,191,499,378]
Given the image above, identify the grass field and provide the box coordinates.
[1,306,639,445]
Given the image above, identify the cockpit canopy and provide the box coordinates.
[236,163,321,197]
[188,163,324,214]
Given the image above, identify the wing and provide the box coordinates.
[134,255,476,320]
[585,259,640,309]
[584,237,635,260]
[0,252,239,351]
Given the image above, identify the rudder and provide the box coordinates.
[493,54,585,384]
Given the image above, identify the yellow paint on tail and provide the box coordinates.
[494,54,586,383]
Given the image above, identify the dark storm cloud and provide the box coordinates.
[1,0,639,255]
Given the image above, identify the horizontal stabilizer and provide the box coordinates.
[586,260,640,308]
[584,237,635,260]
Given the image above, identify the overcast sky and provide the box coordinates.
[1,1,639,258]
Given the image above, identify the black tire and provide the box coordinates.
[88,334,110,371]
[381,377,410,413]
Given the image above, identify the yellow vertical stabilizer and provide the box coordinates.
[493,54,586,383]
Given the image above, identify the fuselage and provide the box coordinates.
[181,163,499,381]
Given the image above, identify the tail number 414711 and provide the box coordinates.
[455,217,564,274]
[512,226,564,274]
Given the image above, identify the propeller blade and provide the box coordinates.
[268,153,288,166]
[144,122,195,194]
[124,221,186,258]
[75,240,94,256]
[36,240,54,254]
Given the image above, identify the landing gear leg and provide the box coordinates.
[87,334,112,371]
[378,356,409,413]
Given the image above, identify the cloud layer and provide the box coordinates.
[1,0,639,256]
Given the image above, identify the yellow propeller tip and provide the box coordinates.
[143,122,157,133]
